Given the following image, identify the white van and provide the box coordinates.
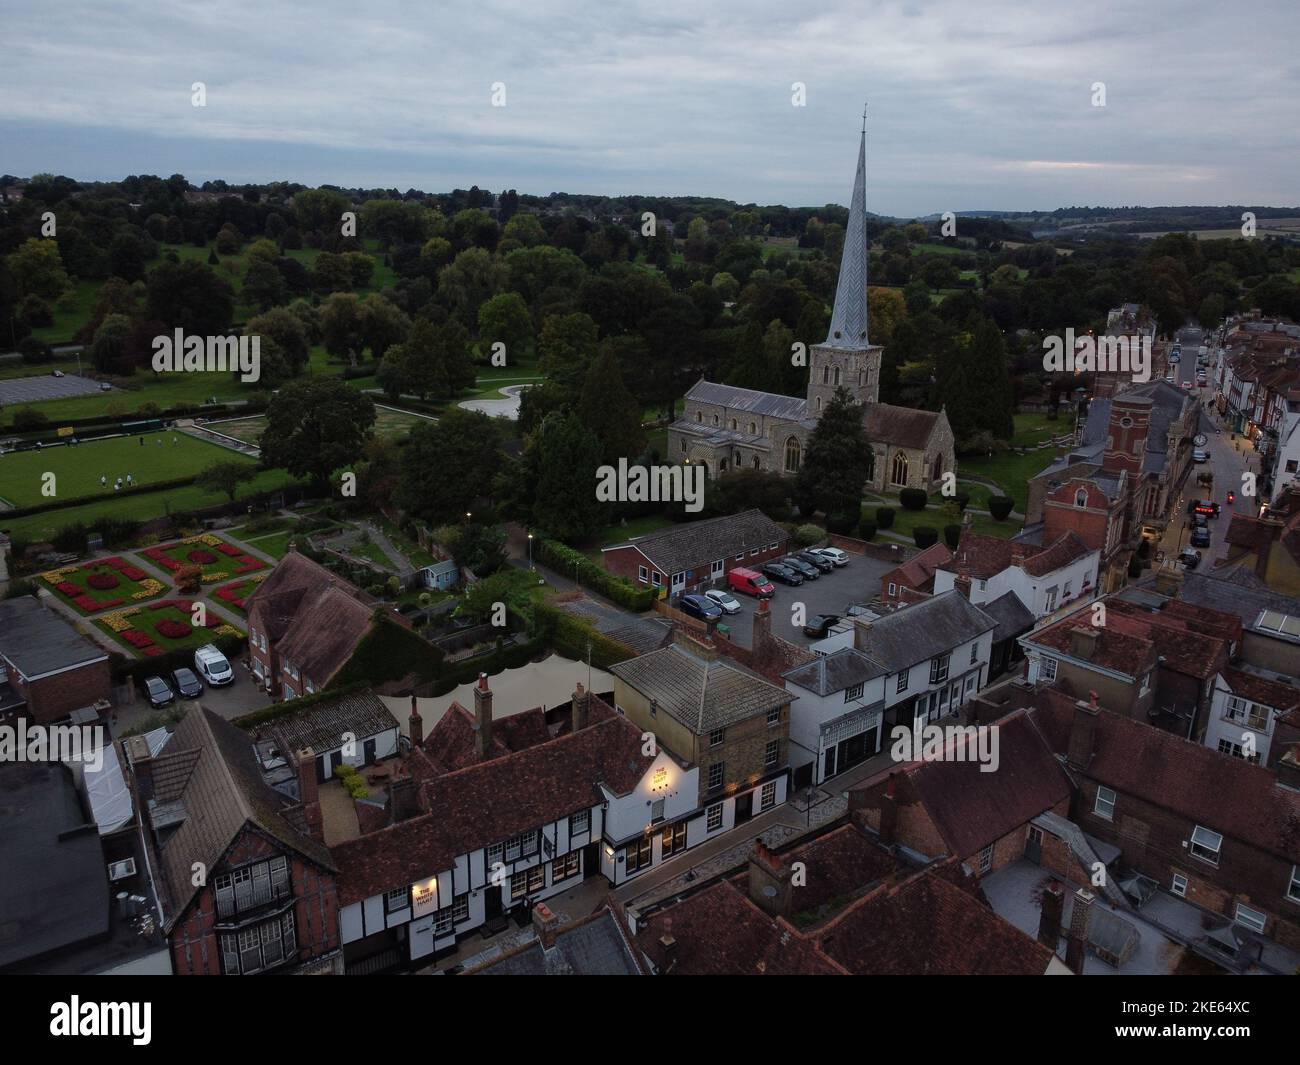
[194,644,233,686]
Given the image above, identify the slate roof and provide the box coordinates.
[783,648,887,696]
[823,129,871,349]
[683,379,809,421]
[267,689,398,756]
[1030,687,1300,862]
[849,712,1072,859]
[980,590,1037,643]
[603,508,788,576]
[148,708,335,930]
[1021,531,1094,577]
[331,696,654,904]
[1123,569,1300,629]
[0,761,110,969]
[610,644,791,732]
[0,596,108,678]
[472,909,642,976]
[858,591,996,673]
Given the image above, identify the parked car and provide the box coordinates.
[1169,353,1180,364]
[762,562,803,586]
[677,593,723,622]
[812,547,850,567]
[802,614,841,638]
[1191,527,1212,548]
[142,675,175,709]
[1192,512,1208,529]
[194,643,234,686]
[796,550,834,573]
[51,369,65,378]
[1192,499,1220,518]
[727,566,775,598]
[782,556,820,580]
[1192,448,1209,463]
[98,382,112,392]
[171,667,203,699]
[1177,548,1202,569]
[704,589,742,615]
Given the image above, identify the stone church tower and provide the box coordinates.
[804,128,883,418]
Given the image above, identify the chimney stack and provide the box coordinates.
[1069,626,1100,660]
[747,841,794,918]
[571,682,589,733]
[297,747,323,841]
[751,597,772,652]
[877,774,899,846]
[1066,693,1100,771]
[532,902,561,951]
[852,615,873,651]
[124,735,155,801]
[1038,881,1064,949]
[1064,888,1094,974]
[473,673,493,760]
[408,694,423,747]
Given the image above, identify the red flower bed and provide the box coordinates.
[217,543,243,557]
[186,548,218,564]
[86,572,120,590]
[155,618,193,639]
[144,646,165,657]
[123,630,155,649]
[121,565,148,581]
[57,581,81,596]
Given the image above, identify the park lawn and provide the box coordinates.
[97,599,242,658]
[211,573,269,615]
[30,279,100,345]
[41,555,168,614]
[0,467,300,542]
[239,529,296,560]
[958,447,1061,515]
[0,355,84,380]
[140,533,268,582]
[1009,411,1068,448]
[912,241,976,257]
[583,513,675,559]
[0,432,259,508]
[4,368,259,424]
[866,502,1020,542]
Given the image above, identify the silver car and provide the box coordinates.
[704,589,742,615]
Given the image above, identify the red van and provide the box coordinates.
[728,567,775,599]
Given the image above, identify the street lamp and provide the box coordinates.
[527,532,534,571]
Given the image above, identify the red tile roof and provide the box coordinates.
[889,542,953,589]
[1025,613,1157,677]
[1022,531,1094,577]
[1101,600,1230,680]
[1221,668,1300,713]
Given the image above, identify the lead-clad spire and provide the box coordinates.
[824,124,869,349]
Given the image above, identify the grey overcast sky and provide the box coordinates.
[2,0,1297,216]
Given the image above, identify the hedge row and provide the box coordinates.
[4,399,267,436]
[535,538,655,611]
[532,602,636,671]
[426,636,550,696]
[0,474,200,519]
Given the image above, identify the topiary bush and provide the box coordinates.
[943,524,962,549]
[953,492,971,512]
[988,495,1015,521]
[914,525,939,549]
[858,521,877,541]
[794,524,824,547]
[899,488,928,511]
[876,506,895,530]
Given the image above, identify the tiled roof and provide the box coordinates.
[603,508,788,576]
[471,909,643,975]
[1220,667,1300,712]
[1023,611,1156,677]
[850,711,1071,858]
[420,701,551,774]
[783,648,886,696]
[890,542,953,588]
[275,585,376,687]
[609,644,791,732]
[1030,688,1300,861]
[863,402,942,451]
[1224,514,1274,552]
[1021,532,1094,577]
[267,689,398,756]
[331,697,653,904]
[151,708,335,929]
[858,591,996,673]
[1102,599,1230,680]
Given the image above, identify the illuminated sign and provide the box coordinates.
[652,766,668,789]
[410,878,438,918]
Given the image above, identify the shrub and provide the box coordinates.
[876,506,895,530]
[18,297,54,331]
[86,572,120,590]
[12,407,49,432]
[988,495,1015,521]
[914,525,939,549]
[793,524,824,547]
[858,521,877,541]
[18,335,53,363]
[535,539,654,612]
[2,578,38,600]
[826,512,856,535]
[899,488,928,511]
[943,524,962,549]
[386,575,401,597]
[952,492,971,512]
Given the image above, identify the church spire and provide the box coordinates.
[824,117,870,349]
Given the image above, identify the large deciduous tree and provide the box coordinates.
[259,377,376,489]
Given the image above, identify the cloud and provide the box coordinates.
[1,0,1296,213]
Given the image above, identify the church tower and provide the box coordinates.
[806,121,883,418]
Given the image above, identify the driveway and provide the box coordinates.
[458,383,532,420]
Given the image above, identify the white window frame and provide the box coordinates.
[1234,902,1267,933]
[844,683,864,703]
[1171,872,1188,897]
[888,582,897,597]
[760,781,777,810]
[1189,825,1222,866]
[706,803,723,832]
[1039,657,1058,682]
[1094,785,1116,821]
[977,844,993,873]
[895,669,909,694]
[637,565,648,584]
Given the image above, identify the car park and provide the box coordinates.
[678,593,723,622]
[802,614,841,638]
[812,547,849,567]
[171,667,203,699]
[782,556,820,580]
[1191,527,1211,549]
[142,675,175,709]
[704,589,742,615]
[762,562,803,586]
[1177,548,1201,569]
[194,643,234,686]
[796,550,834,573]
[727,567,775,598]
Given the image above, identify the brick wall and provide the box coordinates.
[828,532,911,565]
[698,710,789,807]
[16,659,111,725]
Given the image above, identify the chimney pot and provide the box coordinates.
[408,694,423,747]
[532,902,561,950]
[571,682,590,733]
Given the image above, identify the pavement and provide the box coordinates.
[457,383,532,420]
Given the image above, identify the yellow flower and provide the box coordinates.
[214,624,241,637]
[202,571,229,583]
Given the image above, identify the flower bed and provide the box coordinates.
[42,557,167,614]
[96,600,243,658]
[142,534,267,581]
[212,573,267,615]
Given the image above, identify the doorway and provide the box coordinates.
[735,792,753,824]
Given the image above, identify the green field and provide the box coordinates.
[207,403,438,446]
[0,432,257,508]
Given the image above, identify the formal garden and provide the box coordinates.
[97,599,243,657]
[40,555,167,613]
[211,573,268,615]
[140,533,267,582]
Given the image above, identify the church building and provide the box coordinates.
[668,127,956,493]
